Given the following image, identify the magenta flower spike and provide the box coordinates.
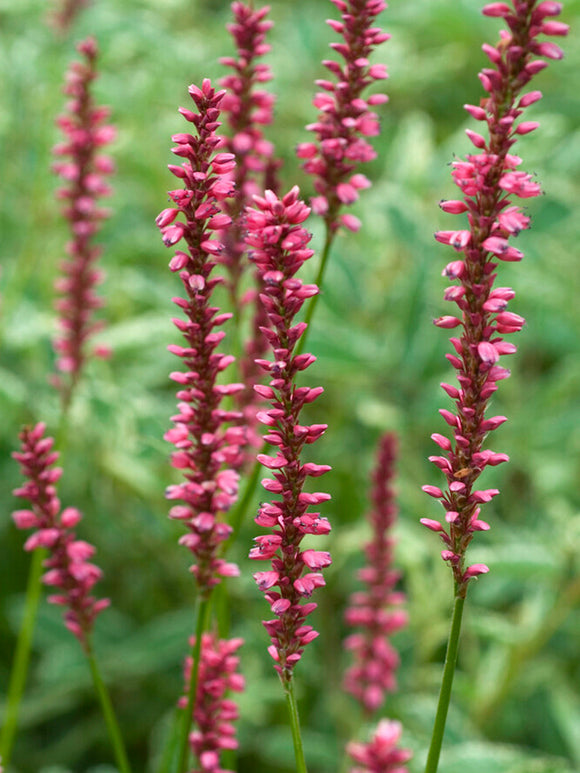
[179,633,244,773]
[218,2,281,457]
[347,719,411,773]
[296,0,390,234]
[157,78,247,597]
[52,37,115,407]
[12,423,109,650]
[421,1,568,596]
[344,433,408,713]
[244,186,332,681]
[48,0,91,32]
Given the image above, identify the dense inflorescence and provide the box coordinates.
[421,0,568,595]
[219,1,280,458]
[52,37,115,405]
[344,433,407,713]
[347,719,411,773]
[12,423,109,650]
[245,186,332,682]
[179,634,244,773]
[296,0,390,234]
[157,79,246,596]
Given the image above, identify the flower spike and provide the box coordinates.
[12,423,109,650]
[297,0,390,233]
[158,79,246,596]
[245,186,332,681]
[52,37,115,407]
[423,0,568,596]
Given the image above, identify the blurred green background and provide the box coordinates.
[1,0,579,771]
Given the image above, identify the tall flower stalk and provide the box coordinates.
[245,186,332,773]
[295,0,389,354]
[157,78,246,772]
[52,37,115,413]
[344,433,407,715]
[420,4,567,772]
[219,1,281,461]
[3,424,130,773]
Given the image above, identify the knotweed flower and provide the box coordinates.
[52,37,115,406]
[219,1,278,290]
[422,0,568,596]
[179,634,244,773]
[344,433,407,713]
[347,719,411,773]
[245,186,332,681]
[296,0,390,234]
[157,79,246,596]
[219,2,281,456]
[12,423,109,651]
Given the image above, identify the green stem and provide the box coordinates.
[225,446,265,547]
[0,547,46,766]
[157,706,182,773]
[295,230,335,358]
[86,641,132,773]
[283,676,308,773]
[177,595,212,773]
[423,592,465,773]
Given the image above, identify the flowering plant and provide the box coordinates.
[0,2,575,773]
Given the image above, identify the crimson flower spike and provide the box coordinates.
[12,423,109,651]
[219,1,281,459]
[421,1,568,597]
[157,79,246,596]
[245,186,332,682]
[179,633,244,773]
[52,37,115,408]
[296,0,390,234]
[219,1,279,294]
[344,433,408,714]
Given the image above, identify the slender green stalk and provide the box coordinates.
[283,676,309,773]
[294,230,334,358]
[423,592,465,773]
[177,595,212,773]
[158,706,182,773]
[86,642,132,773]
[225,445,265,547]
[0,547,46,765]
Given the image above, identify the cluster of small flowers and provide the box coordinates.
[296,0,389,233]
[52,37,115,396]
[179,634,244,773]
[245,186,332,680]
[218,1,280,456]
[347,719,411,773]
[157,79,246,595]
[219,1,278,204]
[421,0,568,594]
[344,433,407,713]
[12,423,109,650]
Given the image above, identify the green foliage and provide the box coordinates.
[1,0,579,771]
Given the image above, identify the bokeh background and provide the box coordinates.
[1,0,579,771]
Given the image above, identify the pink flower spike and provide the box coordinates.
[181,633,244,770]
[12,424,107,650]
[423,0,566,594]
[343,434,408,713]
[245,187,330,681]
[158,79,245,596]
[52,38,115,407]
[298,0,389,233]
